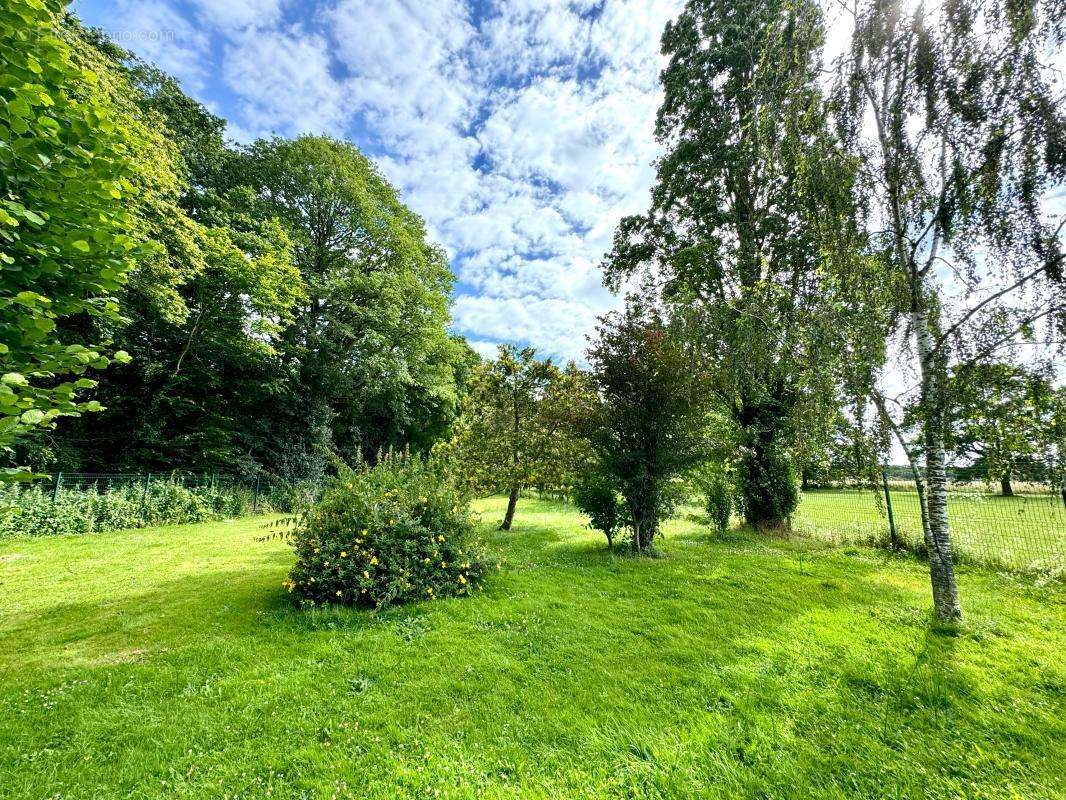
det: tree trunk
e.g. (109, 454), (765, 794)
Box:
(736, 393), (797, 531)
(914, 310), (962, 622)
(999, 472), (1014, 497)
(500, 485), (519, 530)
(741, 438), (794, 531)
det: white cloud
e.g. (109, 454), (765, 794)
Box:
(189, 0), (284, 31)
(108, 0), (210, 88)
(222, 27), (349, 136)
(76, 0), (684, 361)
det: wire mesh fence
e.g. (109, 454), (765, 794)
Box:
(6, 471), (1064, 573)
(792, 481), (1065, 574)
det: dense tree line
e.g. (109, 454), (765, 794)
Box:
(591, 0), (1064, 622)
(3, 7), (473, 481)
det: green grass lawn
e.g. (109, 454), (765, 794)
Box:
(1, 497), (1064, 799)
(793, 489), (1066, 572)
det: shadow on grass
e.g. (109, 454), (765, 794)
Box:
(11, 506), (1048, 800)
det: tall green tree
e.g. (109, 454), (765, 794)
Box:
(604, 0), (855, 529)
(0, 0), (157, 477)
(31, 22), (303, 474)
(836, 0), (1065, 620)
(229, 136), (465, 475)
(948, 362), (1058, 495)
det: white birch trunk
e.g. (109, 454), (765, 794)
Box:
(913, 309), (962, 621)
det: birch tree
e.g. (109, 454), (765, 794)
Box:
(834, 0), (1066, 620)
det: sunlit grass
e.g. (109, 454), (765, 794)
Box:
(793, 489), (1065, 572)
(0, 498), (1063, 799)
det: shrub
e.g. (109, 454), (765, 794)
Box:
(0, 478), (275, 537)
(690, 467), (733, 535)
(707, 475), (733, 533)
(573, 473), (625, 548)
(286, 455), (489, 608)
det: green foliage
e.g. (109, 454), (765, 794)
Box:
(603, 0), (858, 529)
(572, 472), (625, 548)
(0, 0), (150, 471)
(439, 346), (593, 527)
(948, 362), (1059, 493)
(287, 454), (489, 608)
(696, 469), (734, 532)
(17, 29), (464, 480)
(583, 297), (710, 551)
(0, 479), (268, 537)
(837, 0), (1066, 620)
(25, 24), (307, 476)
(230, 136), (465, 470)
(735, 445), (798, 530)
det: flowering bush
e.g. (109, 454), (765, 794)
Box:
(286, 455), (489, 608)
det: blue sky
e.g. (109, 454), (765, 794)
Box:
(70, 0), (682, 362)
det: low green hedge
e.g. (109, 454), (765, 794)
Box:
(0, 480), (274, 537)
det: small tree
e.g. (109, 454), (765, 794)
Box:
(583, 297), (710, 552)
(442, 345), (588, 530)
(573, 472), (625, 549)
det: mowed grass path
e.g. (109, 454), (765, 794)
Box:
(1, 498), (1064, 799)
(794, 489), (1066, 571)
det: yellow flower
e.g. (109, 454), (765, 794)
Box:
(340, 551), (347, 558)
(335, 590), (342, 597)
(370, 556), (379, 565)
(426, 587), (434, 595)
(458, 575), (467, 584)
(388, 519), (396, 526)
(441, 562), (447, 568)
(437, 535), (445, 542)
(363, 570), (370, 579)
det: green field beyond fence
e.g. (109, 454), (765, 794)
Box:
(3, 473), (1063, 574)
(793, 488), (1065, 573)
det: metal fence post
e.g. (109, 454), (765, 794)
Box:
(52, 472), (63, 502)
(882, 468), (899, 550)
(141, 473), (152, 519)
(252, 475), (261, 514)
